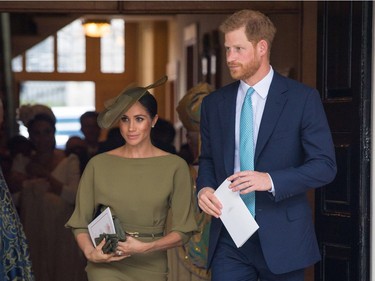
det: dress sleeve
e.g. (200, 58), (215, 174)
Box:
(168, 158), (198, 244)
(65, 159), (96, 237)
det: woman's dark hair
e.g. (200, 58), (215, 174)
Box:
(138, 92), (157, 118)
(7, 134), (33, 157)
(80, 110), (99, 123)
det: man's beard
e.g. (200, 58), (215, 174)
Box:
(228, 58), (261, 81)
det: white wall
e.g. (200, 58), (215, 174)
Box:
(171, 14), (231, 102)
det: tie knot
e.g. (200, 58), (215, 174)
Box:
(246, 87), (255, 97)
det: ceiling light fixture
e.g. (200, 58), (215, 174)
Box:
(82, 19), (111, 38)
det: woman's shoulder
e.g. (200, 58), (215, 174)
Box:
(84, 152), (127, 168)
(86, 152), (111, 164)
(11, 153), (31, 173)
(159, 153), (189, 168)
(64, 153), (80, 163)
(87, 149), (186, 165)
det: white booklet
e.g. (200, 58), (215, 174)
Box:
(214, 179), (259, 247)
(88, 207), (116, 246)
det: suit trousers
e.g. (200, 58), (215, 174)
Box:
(211, 227), (304, 281)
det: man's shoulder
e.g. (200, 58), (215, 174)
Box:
(216, 80), (240, 93)
(204, 80), (240, 101)
(273, 71), (315, 92)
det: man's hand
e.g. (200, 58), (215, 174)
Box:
(227, 171), (272, 194)
(198, 187), (222, 218)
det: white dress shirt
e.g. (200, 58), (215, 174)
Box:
(234, 67), (275, 194)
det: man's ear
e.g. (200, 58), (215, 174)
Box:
(257, 40), (268, 56)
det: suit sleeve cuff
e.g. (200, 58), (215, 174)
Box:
(267, 173), (275, 196)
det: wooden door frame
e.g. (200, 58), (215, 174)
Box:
(315, 1), (372, 280)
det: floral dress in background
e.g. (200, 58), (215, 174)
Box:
(0, 167), (34, 281)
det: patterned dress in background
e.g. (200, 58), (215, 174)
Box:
(0, 167), (34, 281)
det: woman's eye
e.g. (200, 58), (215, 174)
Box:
(120, 116), (129, 122)
(136, 117), (144, 122)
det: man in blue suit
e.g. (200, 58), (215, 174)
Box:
(197, 9), (337, 281)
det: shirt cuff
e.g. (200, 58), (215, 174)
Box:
(267, 173), (275, 196)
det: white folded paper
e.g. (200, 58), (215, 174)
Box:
(214, 179), (259, 247)
(88, 207), (116, 246)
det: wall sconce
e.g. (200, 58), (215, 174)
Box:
(82, 19), (111, 38)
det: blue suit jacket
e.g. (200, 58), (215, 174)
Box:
(196, 72), (337, 274)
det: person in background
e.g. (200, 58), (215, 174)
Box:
(197, 10), (337, 281)
(66, 76), (197, 281)
(1, 134), (33, 188)
(9, 104), (87, 281)
(7, 134), (33, 159)
(151, 117), (177, 154)
(177, 142), (195, 166)
(97, 126), (125, 153)
(9, 105), (80, 204)
(168, 82), (214, 281)
(65, 135), (89, 175)
(0, 98), (34, 281)
(80, 111), (101, 159)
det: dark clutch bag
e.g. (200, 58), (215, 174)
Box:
(93, 206), (126, 254)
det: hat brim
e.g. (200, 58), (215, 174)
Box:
(97, 76), (167, 128)
(176, 82), (213, 132)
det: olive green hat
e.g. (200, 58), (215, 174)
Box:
(97, 76), (168, 128)
(176, 82), (213, 132)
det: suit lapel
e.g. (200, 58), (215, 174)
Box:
(255, 73), (288, 164)
(218, 82), (239, 175)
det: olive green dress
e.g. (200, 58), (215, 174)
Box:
(66, 153), (197, 281)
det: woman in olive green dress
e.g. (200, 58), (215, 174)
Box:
(66, 76), (198, 281)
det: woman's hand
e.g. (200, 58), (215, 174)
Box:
(86, 239), (129, 263)
(115, 236), (150, 257)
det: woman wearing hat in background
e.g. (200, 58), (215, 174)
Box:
(66, 76), (198, 281)
(8, 104), (86, 281)
(167, 82), (213, 281)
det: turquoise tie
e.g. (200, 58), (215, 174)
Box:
(240, 87), (255, 216)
